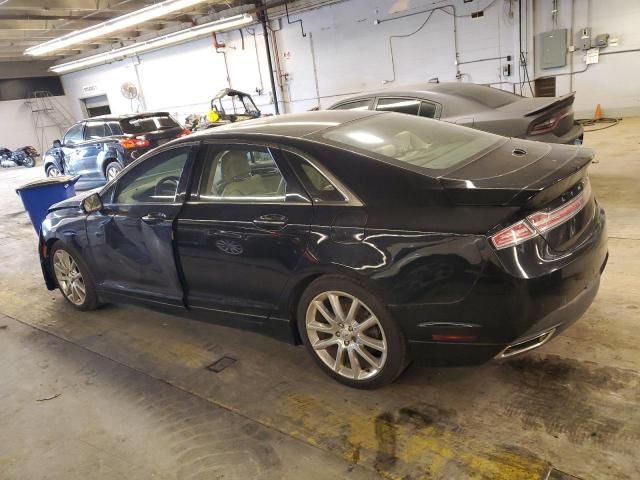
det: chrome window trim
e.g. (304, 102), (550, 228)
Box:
(108, 143), (198, 206)
(195, 144), (290, 206)
(101, 142), (199, 194)
(280, 146), (364, 207)
(373, 96), (442, 119)
(329, 98), (374, 111)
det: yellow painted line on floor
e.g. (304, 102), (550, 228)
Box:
(0, 290), (550, 479)
(282, 394), (549, 479)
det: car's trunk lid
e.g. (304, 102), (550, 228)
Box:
(497, 93), (577, 137)
(439, 138), (595, 252)
(142, 127), (184, 147)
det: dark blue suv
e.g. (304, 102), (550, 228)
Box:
(43, 112), (189, 190)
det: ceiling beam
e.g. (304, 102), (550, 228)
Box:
(0, 0), (149, 11)
(0, 14), (119, 22)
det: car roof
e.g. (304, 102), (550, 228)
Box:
(83, 112), (173, 122)
(330, 82), (525, 117)
(334, 82), (506, 98)
(188, 110), (383, 140)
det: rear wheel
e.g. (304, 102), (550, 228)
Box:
(105, 161), (122, 181)
(297, 276), (408, 389)
(50, 243), (100, 311)
(23, 156), (36, 168)
(46, 165), (61, 177)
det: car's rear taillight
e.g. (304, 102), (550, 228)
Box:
(527, 181), (591, 234)
(119, 137), (150, 149)
(490, 221), (537, 249)
(177, 129), (191, 138)
(528, 110), (571, 135)
(491, 181), (591, 250)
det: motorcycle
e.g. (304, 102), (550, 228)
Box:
(0, 146), (40, 168)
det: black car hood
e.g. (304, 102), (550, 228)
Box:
(439, 138), (593, 206)
(49, 188), (101, 211)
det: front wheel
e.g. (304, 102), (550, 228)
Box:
(297, 276), (408, 389)
(50, 243), (100, 311)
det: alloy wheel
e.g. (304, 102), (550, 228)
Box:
(106, 164), (121, 181)
(47, 167), (60, 177)
(52, 250), (86, 306)
(305, 291), (387, 381)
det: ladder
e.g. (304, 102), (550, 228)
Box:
(25, 91), (75, 154)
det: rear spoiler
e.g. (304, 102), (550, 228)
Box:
(524, 92), (576, 117)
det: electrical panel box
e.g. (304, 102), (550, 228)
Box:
(539, 29), (568, 69)
(594, 33), (610, 48)
(576, 28), (592, 50)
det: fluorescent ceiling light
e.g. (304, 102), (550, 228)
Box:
(25, 0), (210, 56)
(50, 14), (253, 74)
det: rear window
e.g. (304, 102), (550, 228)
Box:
(120, 115), (179, 134)
(321, 113), (501, 171)
(444, 84), (521, 108)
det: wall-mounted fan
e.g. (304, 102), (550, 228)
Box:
(121, 82), (138, 100)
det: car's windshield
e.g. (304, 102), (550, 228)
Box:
(321, 113), (502, 171)
(120, 115), (179, 134)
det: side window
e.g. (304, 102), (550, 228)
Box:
(331, 99), (372, 111)
(198, 146), (286, 201)
(114, 147), (190, 204)
(419, 101), (438, 118)
(63, 124), (84, 145)
(375, 98), (421, 115)
(85, 121), (106, 139)
(285, 151), (346, 203)
(106, 121), (123, 136)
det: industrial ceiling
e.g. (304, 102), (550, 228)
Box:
(0, 0), (253, 68)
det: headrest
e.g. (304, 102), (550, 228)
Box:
(220, 150), (251, 181)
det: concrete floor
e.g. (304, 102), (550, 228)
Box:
(0, 119), (638, 480)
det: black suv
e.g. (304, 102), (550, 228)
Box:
(43, 113), (189, 190)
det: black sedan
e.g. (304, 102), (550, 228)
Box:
(328, 82), (584, 145)
(38, 110), (607, 388)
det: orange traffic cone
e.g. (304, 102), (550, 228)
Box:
(594, 103), (603, 120)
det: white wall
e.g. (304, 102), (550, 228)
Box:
(61, 33), (276, 124)
(0, 95), (71, 153)
(533, 0), (640, 117)
(59, 0), (640, 122)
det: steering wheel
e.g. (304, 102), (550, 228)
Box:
(154, 175), (180, 198)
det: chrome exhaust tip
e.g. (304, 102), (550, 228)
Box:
(497, 328), (556, 359)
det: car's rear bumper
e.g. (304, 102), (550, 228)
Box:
(392, 208), (608, 366)
(405, 269), (603, 366)
(523, 122), (584, 145)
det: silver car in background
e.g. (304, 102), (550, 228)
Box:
(328, 82), (584, 145)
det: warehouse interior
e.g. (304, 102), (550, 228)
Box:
(0, 0), (638, 479)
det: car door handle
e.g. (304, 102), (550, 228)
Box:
(141, 212), (167, 224)
(253, 214), (288, 229)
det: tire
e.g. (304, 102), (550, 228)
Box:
(297, 275), (408, 389)
(23, 157), (36, 168)
(105, 161), (122, 181)
(50, 243), (100, 311)
(46, 164), (61, 177)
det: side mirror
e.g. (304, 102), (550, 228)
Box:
(53, 139), (62, 148)
(81, 193), (103, 214)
